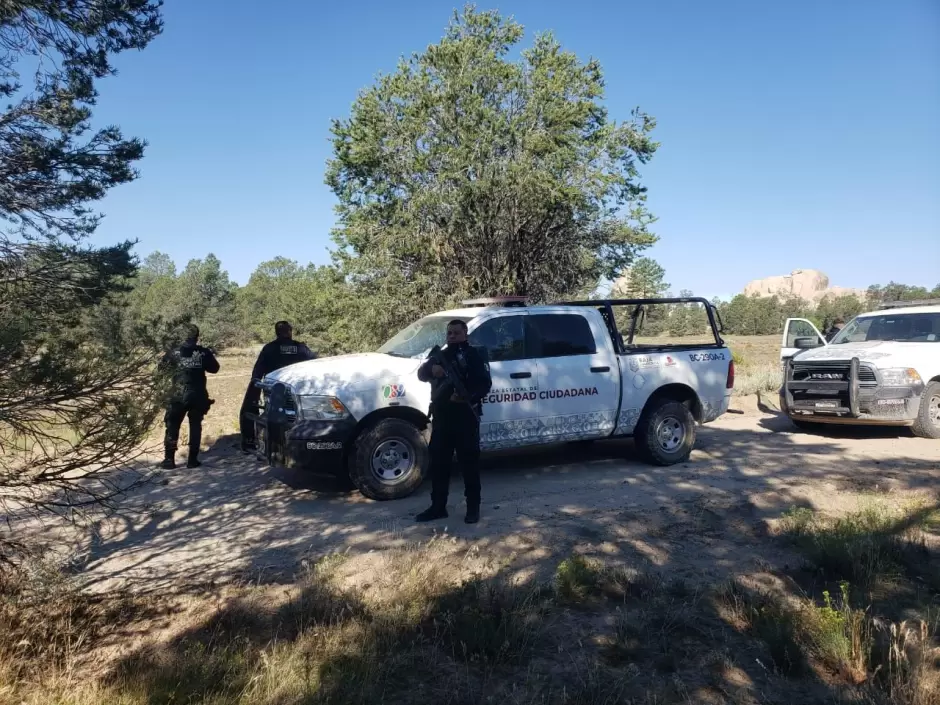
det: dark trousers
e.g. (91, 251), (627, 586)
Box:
(240, 384), (261, 445)
(164, 401), (206, 459)
(428, 406), (481, 508)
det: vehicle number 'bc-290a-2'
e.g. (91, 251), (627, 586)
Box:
(688, 352), (726, 362)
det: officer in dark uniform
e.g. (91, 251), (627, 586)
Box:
(415, 319), (492, 524)
(825, 317), (845, 342)
(161, 325), (220, 469)
(240, 320), (317, 451)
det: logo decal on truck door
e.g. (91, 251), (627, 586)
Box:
(628, 356), (661, 372)
(382, 384), (406, 399)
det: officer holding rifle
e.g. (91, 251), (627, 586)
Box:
(415, 319), (492, 524)
(160, 324), (220, 469)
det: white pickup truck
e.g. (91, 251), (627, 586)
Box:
(253, 296), (734, 500)
(779, 301), (940, 438)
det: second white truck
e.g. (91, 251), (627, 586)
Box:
(779, 301), (940, 438)
(252, 296), (735, 500)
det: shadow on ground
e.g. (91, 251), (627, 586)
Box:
(53, 400), (939, 600)
(103, 499), (940, 705)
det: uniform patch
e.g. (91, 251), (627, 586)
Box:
(178, 352), (204, 369)
(382, 384), (406, 399)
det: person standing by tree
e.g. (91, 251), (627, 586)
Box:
(415, 320), (492, 524)
(161, 325), (220, 469)
(240, 321), (316, 451)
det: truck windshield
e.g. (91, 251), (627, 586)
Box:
(377, 315), (473, 358)
(831, 312), (940, 344)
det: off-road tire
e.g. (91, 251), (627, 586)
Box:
(912, 381), (940, 439)
(634, 399), (696, 466)
(348, 418), (428, 500)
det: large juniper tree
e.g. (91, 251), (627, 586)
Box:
(0, 1), (165, 556)
(327, 5), (658, 348)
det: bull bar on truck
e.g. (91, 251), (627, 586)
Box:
(784, 356), (862, 417)
(783, 355), (924, 423)
(246, 379), (353, 475)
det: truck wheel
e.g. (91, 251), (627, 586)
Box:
(348, 418), (428, 500)
(635, 400), (696, 466)
(912, 382), (940, 439)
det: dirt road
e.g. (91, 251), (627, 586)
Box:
(60, 396), (938, 595)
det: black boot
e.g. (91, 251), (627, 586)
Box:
(160, 446), (177, 470)
(465, 504), (480, 524)
(415, 505), (448, 523)
(187, 448), (201, 469)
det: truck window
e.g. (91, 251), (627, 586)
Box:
(786, 319), (821, 348)
(377, 315), (471, 358)
(832, 312), (940, 344)
(470, 315), (527, 361)
(528, 314), (597, 358)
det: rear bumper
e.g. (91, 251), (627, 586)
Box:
(781, 357), (922, 425)
(249, 414), (356, 474)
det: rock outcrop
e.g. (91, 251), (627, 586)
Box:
(743, 269), (865, 305)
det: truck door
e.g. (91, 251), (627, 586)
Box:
(781, 318), (827, 360)
(468, 313), (541, 450)
(528, 311), (619, 442)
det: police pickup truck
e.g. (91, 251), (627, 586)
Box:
(253, 296), (734, 500)
(779, 300), (940, 438)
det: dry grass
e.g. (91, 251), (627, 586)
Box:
(778, 502), (939, 592)
(2, 521), (938, 705)
(724, 334), (782, 397)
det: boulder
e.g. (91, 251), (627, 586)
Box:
(743, 269), (829, 300)
(743, 269), (865, 306)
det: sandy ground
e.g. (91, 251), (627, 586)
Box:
(34, 393), (936, 597)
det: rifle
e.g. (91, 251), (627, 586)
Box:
(427, 345), (480, 422)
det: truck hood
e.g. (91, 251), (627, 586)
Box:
(794, 341), (925, 367)
(263, 352), (422, 396)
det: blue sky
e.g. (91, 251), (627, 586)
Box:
(92, 0), (939, 299)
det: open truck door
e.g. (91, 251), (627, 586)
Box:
(780, 318), (826, 361)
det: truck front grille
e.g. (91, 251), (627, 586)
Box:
(857, 366), (877, 385)
(787, 359), (878, 414)
(261, 383), (297, 418)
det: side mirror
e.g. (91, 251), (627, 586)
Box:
(794, 336), (823, 349)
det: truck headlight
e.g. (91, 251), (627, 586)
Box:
(296, 395), (350, 421)
(879, 368), (923, 386)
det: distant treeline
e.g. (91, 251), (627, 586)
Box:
(121, 251), (939, 351)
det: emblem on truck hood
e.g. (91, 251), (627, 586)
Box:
(263, 352), (421, 396)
